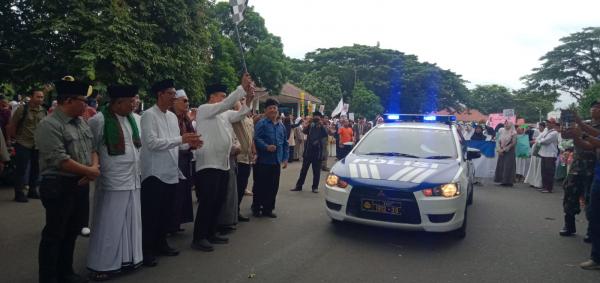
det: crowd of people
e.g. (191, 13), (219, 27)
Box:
(457, 108), (600, 270)
(0, 73), (388, 283)
(2, 77), (599, 283)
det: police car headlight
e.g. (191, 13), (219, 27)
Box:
(440, 183), (459, 197)
(326, 174), (348, 188)
(422, 183), (459, 198)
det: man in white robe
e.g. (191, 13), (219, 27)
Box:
(86, 85), (144, 279)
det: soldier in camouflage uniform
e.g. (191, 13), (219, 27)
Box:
(560, 106), (600, 242)
(559, 140), (595, 241)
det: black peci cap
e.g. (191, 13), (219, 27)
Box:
(54, 78), (91, 98)
(151, 79), (175, 95)
(205, 84), (228, 96)
(108, 85), (139, 98)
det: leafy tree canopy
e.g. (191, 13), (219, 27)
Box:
(298, 45), (470, 114)
(523, 27), (600, 101)
(578, 83), (600, 118)
(350, 81), (383, 119)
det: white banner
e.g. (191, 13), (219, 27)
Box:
(331, 98), (344, 117)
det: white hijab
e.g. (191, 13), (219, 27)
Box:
(499, 122), (516, 147)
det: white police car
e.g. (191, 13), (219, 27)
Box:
(325, 114), (481, 238)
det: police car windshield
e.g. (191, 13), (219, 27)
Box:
(354, 127), (457, 159)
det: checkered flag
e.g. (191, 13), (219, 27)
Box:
(230, 0), (248, 25)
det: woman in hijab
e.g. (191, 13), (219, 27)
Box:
(494, 122), (517, 186)
(515, 125), (531, 182)
(470, 125), (487, 141)
(525, 122), (547, 188)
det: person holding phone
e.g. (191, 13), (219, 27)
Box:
(563, 102), (600, 270)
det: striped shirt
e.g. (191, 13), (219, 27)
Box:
(232, 116), (254, 164)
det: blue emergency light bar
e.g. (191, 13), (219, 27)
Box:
(383, 114), (456, 123)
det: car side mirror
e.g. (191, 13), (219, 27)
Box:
(466, 148), (481, 160)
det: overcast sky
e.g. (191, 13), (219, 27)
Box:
(245, 0), (600, 107)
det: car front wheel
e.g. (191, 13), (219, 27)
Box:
(452, 206), (467, 239)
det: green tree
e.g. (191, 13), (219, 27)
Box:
(467, 84), (514, 114)
(300, 45), (470, 113)
(350, 81), (383, 119)
(213, 2), (289, 94)
(298, 72), (342, 115)
(512, 89), (557, 122)
(2, 0), (214, 104)
(578, 83), (600, 118)
(523, 27), (600, 101)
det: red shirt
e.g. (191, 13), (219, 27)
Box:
(338, 127), (353, 144)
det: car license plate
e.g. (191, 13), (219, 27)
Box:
(361, 199), (402, 215)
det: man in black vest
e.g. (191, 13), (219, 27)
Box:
(292, 111), (329, 193)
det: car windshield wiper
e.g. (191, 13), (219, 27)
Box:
(364, 152), (419, 158)
(423, 155), (454, 159)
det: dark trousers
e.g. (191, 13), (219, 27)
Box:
(541, 157), (556, 192)
(590, 181), (600, 262)
(38, 176), (88, 283)
(193, 169), (229, 241)
(563, 173), (592, 235)
(77, 185), (89, 228)
(288, 146), (295, 163)
(237, 163), (252, 209)
(14, 143), (39, 195)
(252, 164), (281, 213)
(295, 158), (322, 190)
(141, 177), (176, 256)
(335, 138), (341, 159)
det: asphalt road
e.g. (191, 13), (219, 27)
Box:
(1, 158), (599, 283)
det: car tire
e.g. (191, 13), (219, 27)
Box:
(467, 185), (473, 206)
(453, 206), (467, 239)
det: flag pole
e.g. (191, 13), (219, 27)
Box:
(234, 23), (248, 73)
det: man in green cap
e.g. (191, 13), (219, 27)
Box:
(35, 77), (99, 283)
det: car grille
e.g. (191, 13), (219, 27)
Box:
(346, 186), (421, 224)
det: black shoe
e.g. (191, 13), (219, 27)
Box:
(142, 255), (158, 267)
(312, 189), (319, 193)
(559, 227), (575, 236)
(238, 214), (250, 222)
(27, 191), (40, 199)
(218, 226), (236, 235)
(14, 193), (28, 203)
(158, 246), (179, 256)
(191, 239), (214, 252)
(584, 234), (592, 243)
(263, 212), (277, 218)
(321, 167), (330, 172)
(61, 273), (89, 283)
(208, 235), (229, 244)
(290, 187), (302, 191)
